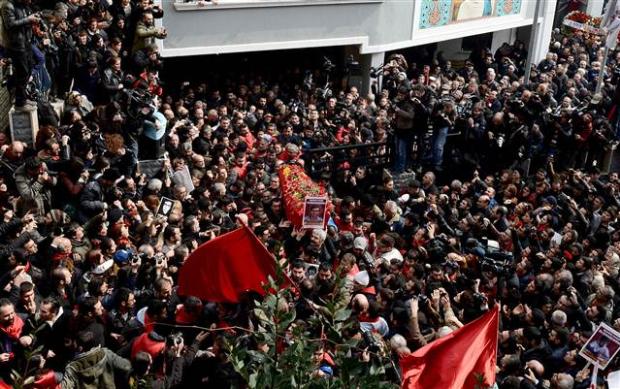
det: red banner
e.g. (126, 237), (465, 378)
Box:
(177, 226), (277, 303)
(400, 306), (499, 389)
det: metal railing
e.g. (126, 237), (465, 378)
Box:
(303, 139), (393, 179)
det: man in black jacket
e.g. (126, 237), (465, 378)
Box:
(0, 0), (40, 108)
(77, 168), (120, 223)
(393, 85), (415, 173)
(25, 297), (71, 370)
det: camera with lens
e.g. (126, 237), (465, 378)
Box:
(369, 66), (382, 78)
(129, 251), (145, 265)
(479, 253), (512, 276)
(126, 89), (155, 119)
(322, 57), (335, 73)
(557, 192), (571, 203)
(289, 98), (303, 114)
(361, 329), (381, 353)
(472, 292), (487, 306)
(166, 332), (184, 348)
(154, 252), (166, 266)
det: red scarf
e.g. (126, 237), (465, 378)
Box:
(0, 315), (24, 340)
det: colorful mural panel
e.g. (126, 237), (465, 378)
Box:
(419, 0), (522, 29)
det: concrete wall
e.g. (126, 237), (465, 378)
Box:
(158, 0), (540, 57)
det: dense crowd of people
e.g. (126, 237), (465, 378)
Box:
(0, 0), (618, 386)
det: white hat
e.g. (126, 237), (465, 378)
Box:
(381, 249), (404, 263)
(354, 270), (369, 287)
(92, 259), (114, 275)
(353, 237), (368, 250)
(437, 326), (453, 338)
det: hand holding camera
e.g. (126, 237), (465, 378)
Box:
(28, 13), (41, 24)
(167, 333), (185, 358)
(38, 170), (51, 185)
(154, 253), (167, 269)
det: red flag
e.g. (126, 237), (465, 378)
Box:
(400, 306), (499, 389)
(177, 225), (277, 303)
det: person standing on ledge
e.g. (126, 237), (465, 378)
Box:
(0, 0), (40, 108)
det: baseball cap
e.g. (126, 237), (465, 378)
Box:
(353, 237), (368, 250)
(113, 249), (131, 264)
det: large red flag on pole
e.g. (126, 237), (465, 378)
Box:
(177, 225), (277, 303)
(400, 305), (499, 389)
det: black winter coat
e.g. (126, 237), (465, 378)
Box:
(0, 0), (33, 51)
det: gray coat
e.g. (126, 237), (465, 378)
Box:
(61, 347), (131, 389)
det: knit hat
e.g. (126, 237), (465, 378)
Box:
(92, 259), (114, 275)
(108, 208), (123, 225)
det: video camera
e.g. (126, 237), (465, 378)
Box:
(126, 89), (156, 120)
(361, 329), (381, 353)
(479, 252), (513, 276)
(322, 56), (335, 73)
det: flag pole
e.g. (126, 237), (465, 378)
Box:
(590, 363), (599, 389)
(524, 0), (542, 83)
(595, 46), (609, 95)
(598, 0), (619, 94)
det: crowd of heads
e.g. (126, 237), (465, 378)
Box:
(0, 0), (618, 386)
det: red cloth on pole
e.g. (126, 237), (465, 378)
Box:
(177, 225), (277, 303)
(400, 306), (499, 389)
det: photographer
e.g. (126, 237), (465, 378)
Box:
(392, 85), (415, 173)
(102, 56), (125, 103)
(132, 11), (166, 54)
(32, 17), (56, 97)
(157, 331), (209, 388)
(14, 157), (56, 216)
(76, 168), (121, 223)
(430, 98), (456, 171)
(0, 0), (41, 108)
(410, 84), (431, 165)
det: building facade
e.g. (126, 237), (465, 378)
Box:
(158, 0), (561, 90)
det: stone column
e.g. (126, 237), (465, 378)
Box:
(360, 51), (385, 97)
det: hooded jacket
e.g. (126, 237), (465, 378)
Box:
(61, 346), (131, 389)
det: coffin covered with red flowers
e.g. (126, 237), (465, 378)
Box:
(562, 11), (603, 36)
(278, 164), (328, 229)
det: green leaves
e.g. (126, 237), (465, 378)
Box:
(333, 308), (351, 323)
(227, 262), (399, 389)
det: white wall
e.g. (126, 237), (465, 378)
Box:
(158, 0), (544, 58)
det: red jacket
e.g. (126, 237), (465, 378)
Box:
(131, 332), (165, 360)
